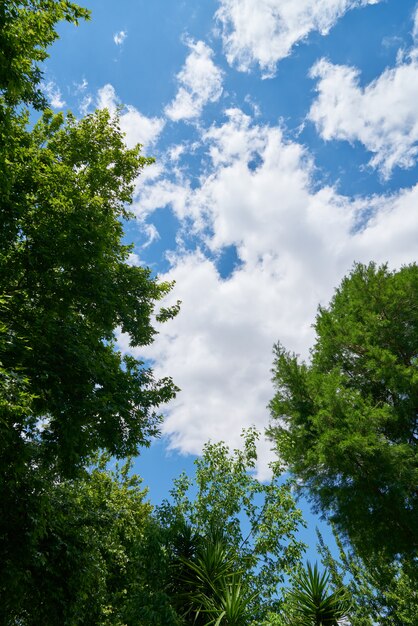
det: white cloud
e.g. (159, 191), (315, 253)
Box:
(79, 94), (93, 116)
(124, 109), (418, 478)
(127, 252), (141, 266)
(74, 78), (88, 92)
(309, 51), (418, 177)
(97, 84), (165, 149)
(216, 0), (381, 76)
(113, 30), (127, 45)
(142, 223), (160, 248)
(165, 40), (223, 121)
(43, 80), (66, 108)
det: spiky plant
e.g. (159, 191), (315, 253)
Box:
(179, 527), (257, 625)
(286, 562), (351, 625)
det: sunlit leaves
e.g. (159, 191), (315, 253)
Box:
(268, 263), (418, 564)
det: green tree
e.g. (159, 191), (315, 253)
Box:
(5, 457), (181, 626)
(316, 528), (417, 626)
(0, 0), (90, 109)
(1, 108), (179, 474)
(157, 429), (307, 624)
(268, 263), (418, 566)
(0, 1), (89, 206)
(0, 108), (179, 623)
(0, 2), (179, 616)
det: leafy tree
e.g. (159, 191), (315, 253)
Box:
(157, 429), (307, 624)
(0, 0), (90, 109)
(0, 1), (89, 202)
(0, 2), (180, 617)
(268, 263), (418, 565)
(0, 107), (179, 623)
(1, 108), (179, 474)
(4, 457), (181, 626)
(316, 528), (418, 626)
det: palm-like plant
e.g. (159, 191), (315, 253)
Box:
(286, 562), (351, 626)
(194, 574), (257, 626)
(179, 526), (257, 625)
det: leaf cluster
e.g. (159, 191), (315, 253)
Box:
(0, 0), (90, 109)
(1, 108), (179, 473)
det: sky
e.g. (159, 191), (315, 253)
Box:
(44, 0), (418, 533)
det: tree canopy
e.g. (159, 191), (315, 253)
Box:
(0, 2), (179, 618)
(156, 429), (307, 624)
(316, 527), (417, 626)
(268, 262), (418, 566)
(1, 108), (179, 474)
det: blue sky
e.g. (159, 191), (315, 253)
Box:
(44, 0), (418, 549)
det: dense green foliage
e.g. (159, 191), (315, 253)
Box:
(1, 431), (309, 625)
(268, 263), (418, 565)
(283, 561), (351, 626)
(0, 97), (179, 626)
(317, 528), (417, 626)
(157, 429), (307, 624)
(2, 457), (182, 625)
(0, 2), (180, 620)
(1, 108), (179, 473)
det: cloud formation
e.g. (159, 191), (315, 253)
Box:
(309, 50), (418, 178)
(125, 108), (418, 478)
(216, 0), (380, 76)
(43, 80), (66, 108)
(165, 40), (223, 121)
(113, 30), (127, 45)
(97, 84), (165, 148)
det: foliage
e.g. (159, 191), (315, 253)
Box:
(178, 525), (257, 625)
(157, 429), (307, 624)
(268, 263), (418, 565)
(316, 528), (418, 626)
(1, 108), (179, 474)
(0, 0), (90, 109)
(0, 108), (179, 612)
(0, 2), (180, 620)
(283, 561), (351, 626)
(2, 457), (181, 625)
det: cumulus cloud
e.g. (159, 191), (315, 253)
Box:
(165, 40), (223, 121)
(123, 108), (418, 478)
(97, 84), (165, 148)
(309, 51), (418, 177)
(216, 0), (381, 76)
(113, 30), (127, 45)
(43, 80), (66, 108)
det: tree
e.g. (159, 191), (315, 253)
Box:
(316, 528), (418, 626)
(0, 106), (179, 625)
(0, 2), (179, 615)
(268, 263), (418, 566)
(156, 429), (307, 624)
(0, 0), (90, 109)
(1, 108), (179, 474)
(5, 457), (181, 626)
